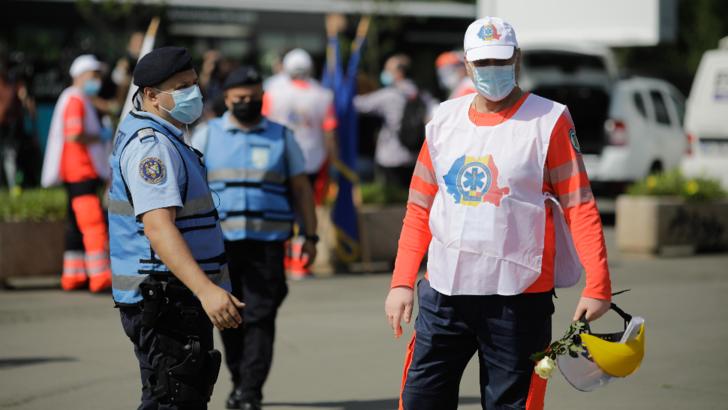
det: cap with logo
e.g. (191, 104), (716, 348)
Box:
(69, 54), (103, 78)
(282, 48), (313, 77)
(463, 16), (518, 62)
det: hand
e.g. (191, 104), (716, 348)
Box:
(197, 283), (245, 330)
(385, 286), (414, 338)
(573, 296), (611, 322)
(356, 15), (371, 39)
(302, 239), (317, 268)
(326, 13), (347, 37)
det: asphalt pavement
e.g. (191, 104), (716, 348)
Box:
(1, 227), (727, 410)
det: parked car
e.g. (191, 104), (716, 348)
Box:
(681, 38), (728, 189)
(519, 45), (687, 193)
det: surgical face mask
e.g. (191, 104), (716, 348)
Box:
(231, 99), (263, 124)
(156, 84), (204, 124)
(438, 67), (461, 92)
(470, 64), (516, 102)
(83, 78), (102, 96)
(380, 70), (394, 87)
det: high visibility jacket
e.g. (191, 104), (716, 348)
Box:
(426, 93), (582, 296)
(203, 117), (294, 242)
(108, 112), (229, 304)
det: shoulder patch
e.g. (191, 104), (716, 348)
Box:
(139, 157), (166, 184)
(569, 128), (581, 154)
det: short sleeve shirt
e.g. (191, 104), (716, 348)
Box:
(120, 130), (187, 217)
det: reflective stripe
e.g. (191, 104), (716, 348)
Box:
(549, 157), (586, 184)
(177, 196), (215, 218)
(207, 168), (286, 184)
(85, 251), (109, 261)
(63, 267), (86, 276)
(108, 195), (213, 218)
(220, 218), (292, 234)
(558, 186), (595, 208)
(63, 250), (86, 260)
(408, 189), (435, 209)
(413, 161), (436, 185)
(112, 265), (229, 291)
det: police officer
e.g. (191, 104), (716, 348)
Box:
(108, 46), (244, 410)
(191, 66), (317, 410)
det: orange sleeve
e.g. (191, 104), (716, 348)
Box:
(391, 141), (437, 289)
(63, 96), (85, 138)
(323, 103), (337, 132)
(261, 92), (271, 117)
(545, 111), (612, 300)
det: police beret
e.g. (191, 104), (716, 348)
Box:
(133, 46), (193, 87)
(223, 66), (262, 90)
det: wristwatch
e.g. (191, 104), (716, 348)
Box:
(304, 234), (320, 244)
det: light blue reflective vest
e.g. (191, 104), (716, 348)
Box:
(108, 111), (230, 305)
(202, 117), (294, 242)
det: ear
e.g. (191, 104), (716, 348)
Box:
(143, 87), (158, 108)
(514, 49), (522, 82)
(464, 61), (473, 78)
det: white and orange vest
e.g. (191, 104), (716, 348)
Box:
(426, 93), (582, 296)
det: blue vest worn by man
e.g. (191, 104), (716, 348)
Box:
(108, 111), (230, 305)
(202, 116), (294, 242)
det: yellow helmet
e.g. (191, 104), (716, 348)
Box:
(557, 304), (645, 392)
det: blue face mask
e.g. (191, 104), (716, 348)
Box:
(380, 70), (394, 87)
(83, 78), (102, 96)
(471, 64), (516, 102)
(157, 84), (204, 124)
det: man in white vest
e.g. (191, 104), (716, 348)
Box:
(385, 17), (613, 410)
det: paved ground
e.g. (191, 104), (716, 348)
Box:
(1, 227), (727, 409)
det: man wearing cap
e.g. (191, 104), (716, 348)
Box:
(109, 46), (244, 409)
(435, 50), (475, 100)
(41, 54), (112, 292)
(385, 17), (613, 409)
(262, 48), (337, 205)
(192, 66), (317, 410)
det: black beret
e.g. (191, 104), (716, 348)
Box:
(223, 66), (262, 90)
(133, 46), (193, 87)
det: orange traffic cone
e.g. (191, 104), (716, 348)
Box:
(285, 237), (311, 280)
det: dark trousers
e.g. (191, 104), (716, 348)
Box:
(119, 292), (215, 410)
(376, 164), (414, 189)
(221, 240), (288, 402)
(401, 280), (553, 410)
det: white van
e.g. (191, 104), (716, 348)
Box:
(681, 39), (728, 189)
(583, 77), (687, 187)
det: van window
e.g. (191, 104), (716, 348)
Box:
(633, 92), (647, 118)
(523, 51), (607, 74)
(650, 90), (671, 125)
(669, 92), (685, 126)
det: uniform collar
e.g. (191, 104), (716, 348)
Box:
(131, 110), (184, 139)
(222, 111), (268, 133)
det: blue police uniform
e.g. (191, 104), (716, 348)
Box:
(192, 112), (305, 406)
(110, 109), (230, 409)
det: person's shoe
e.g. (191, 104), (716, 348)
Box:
(226, 388), (244, 409)
(241, 399), (262, 410)
(60, 273), (88, 291)
(88, 272), (112, 293)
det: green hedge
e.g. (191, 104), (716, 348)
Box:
(0, 188), (67, 222)
(627, 170), (726, 202)
(360, 182), (409, 205)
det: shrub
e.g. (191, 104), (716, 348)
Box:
(360, 182), (409, 205)
(627, 170), (726, 202)
(0, 188), (67, 222)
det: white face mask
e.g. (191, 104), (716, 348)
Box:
(470, 63), (516, 102)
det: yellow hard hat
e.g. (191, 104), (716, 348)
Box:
(557, 304), (645, 391)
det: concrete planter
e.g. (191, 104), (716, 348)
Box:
(0, 221), (65, 282)
(616, 195), (728, 255)
(357, 204), (406, 271)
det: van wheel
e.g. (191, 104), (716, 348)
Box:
(649, 161), (663, 175)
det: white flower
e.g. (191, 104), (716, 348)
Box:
(534, 356), (556, 379)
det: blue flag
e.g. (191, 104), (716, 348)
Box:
(323, 33), (366, 263)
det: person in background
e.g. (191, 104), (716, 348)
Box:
(41, 54), (112, 292)
(0, 61), (22, 189)
(353, 54), (436, 189)
(192, 66), (317, 410)
(435, 50), (475, 99)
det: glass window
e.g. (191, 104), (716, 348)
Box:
(650, 90), (671, 125)
(669, 92), (686, 126)
(633, 92), (647, 118)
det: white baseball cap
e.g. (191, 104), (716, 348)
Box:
(282, 48), (313, 77)
(463, 17), (518, 62)
(69, 54), (103, 78)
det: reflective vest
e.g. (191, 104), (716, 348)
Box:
(426, 93), (582, 296)
(202, 117), (294, 242)
(108, 111), (230, 304)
